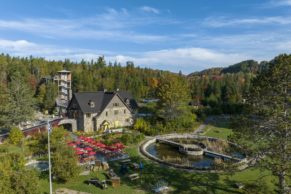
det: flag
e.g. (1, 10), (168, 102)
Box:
(47, 121), (52, 133)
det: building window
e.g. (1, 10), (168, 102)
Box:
(106, 111), (108, 116)
(86, 113), (91, 118)
(114, 110), (119, 115)
(113, 103), (119, 107)
(124, 109), (126, 114)
(88, 100), (95, 108)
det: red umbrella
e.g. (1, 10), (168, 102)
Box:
(106, 146), (116, 151)
(76, 151), (84, 155)
(113, 143), (125, 149)
(98, 143), (106, 148)
(88, 151), (96, 156)
(84, 147), (93, 151)
(75, 147), (82, 151)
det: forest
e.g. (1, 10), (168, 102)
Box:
(0, 54), (268, 117)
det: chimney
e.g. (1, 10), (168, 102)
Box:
(116, 88), (119, 92)
(103, 88), (107, 92)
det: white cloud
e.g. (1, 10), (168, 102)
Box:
(107, 48), (250, 71)
(268, 0), (291, 6)
(0, 39), (37, 51)
(0, 7), (175, 43)
(140, 6), (160, 14)
(204, 16), (291, 27)
(0, 39), (251, 72)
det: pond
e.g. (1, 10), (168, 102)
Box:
(143, 136), (246, 170)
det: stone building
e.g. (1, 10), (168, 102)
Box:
(67, 90), (137, 133)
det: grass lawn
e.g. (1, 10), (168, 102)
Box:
(37, 124), (281, 194)
(38, 142), (278, 194)
(39, 172), (145, 194)
(203, 125), (233, 140)
(202, 118), (233, 140)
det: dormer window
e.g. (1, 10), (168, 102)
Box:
(88, 100), (95, 108)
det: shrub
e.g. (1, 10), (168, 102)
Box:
(8, 127), (24, 145)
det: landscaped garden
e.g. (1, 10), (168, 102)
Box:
(28, 122), (279, 194)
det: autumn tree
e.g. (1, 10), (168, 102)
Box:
(156, 74), (190, 121)
(232, 54), (291, 194)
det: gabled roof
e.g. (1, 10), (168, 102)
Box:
(68, 91), (137, 113)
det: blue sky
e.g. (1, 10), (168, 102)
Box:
(0, 0), (291, 73)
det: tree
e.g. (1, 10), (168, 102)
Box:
(156, 74), (190, 121)
(8, 127), (24, 145)
(49, 126), (79, 182)
(43, 81), (58, 113)
(10, 169), (40, 194)
(232, 55), (291, 194)
(4, 73), (35, 127)
(0, 153), (40, 194)
(0, 82), (9, 130)
(52, 144), (80, 182)
(133, 118), (152, 134)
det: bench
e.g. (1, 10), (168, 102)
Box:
(120, 159), (131, 164)
(128, 173), (139, 181)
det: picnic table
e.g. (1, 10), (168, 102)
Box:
(86, 178), (108, 189)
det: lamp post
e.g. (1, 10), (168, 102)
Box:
(47, 121), (53, 194)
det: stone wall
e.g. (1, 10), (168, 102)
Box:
(83, 95), (133, 132)
(95, 95), (133, 131)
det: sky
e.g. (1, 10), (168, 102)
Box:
(0, 0), (291, 73)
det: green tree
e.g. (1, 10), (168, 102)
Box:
(5, 73), (35, 127)
(52, 144), (80, 182)
(156, 74), (190, 121)
(0, 82), (9, 130)
(10, 169), (40, 194)
(43, 81), (58, 113)
(232, 55), (291, 194)
(8, 127), (24, 145)
(0, 153), (40, 194)
(133, 118), (155, 135)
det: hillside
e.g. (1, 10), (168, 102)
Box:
(188, 59), (266, 77)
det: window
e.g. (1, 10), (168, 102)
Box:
(114, 110), (119, 115)
(106, 111), (108, 116)
(113, 103), (119, 107)
(124, 109), (126, 114)
(88, 100), (95, 108)
(86, 113), (91, 118)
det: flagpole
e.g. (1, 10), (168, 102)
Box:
(47, 121), (53, 194)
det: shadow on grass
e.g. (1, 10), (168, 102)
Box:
(109, 155), (242, 194)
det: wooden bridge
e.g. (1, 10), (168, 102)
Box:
(156, 137), (241, 162)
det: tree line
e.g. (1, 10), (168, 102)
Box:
(0, 53), (264, 129)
